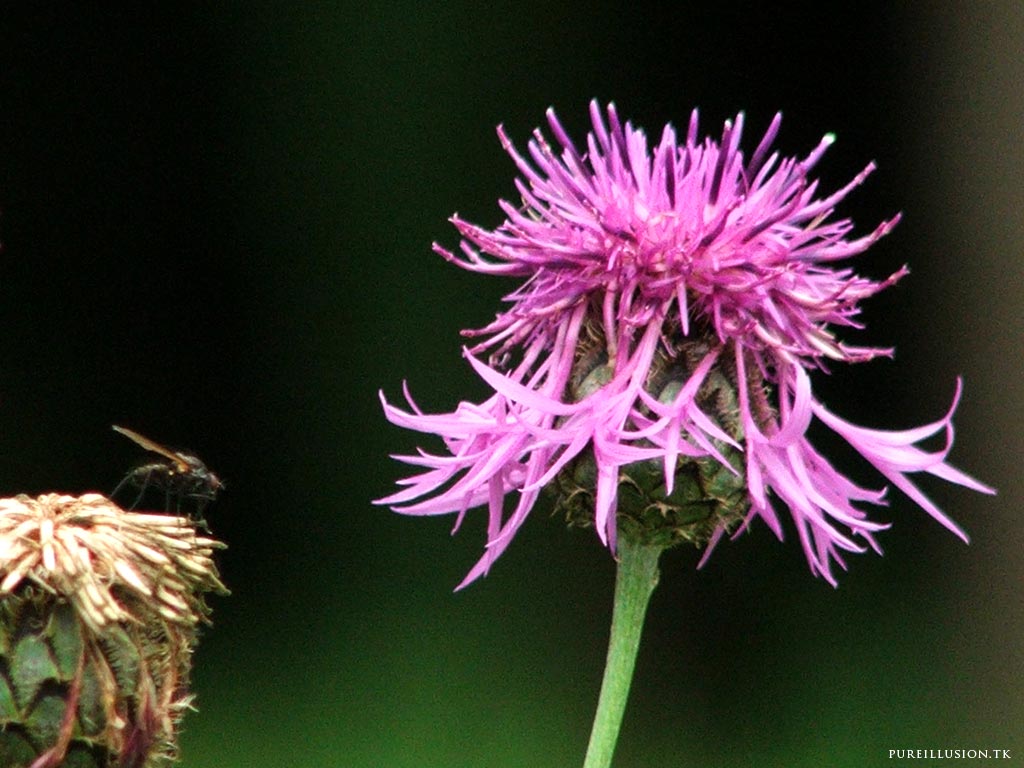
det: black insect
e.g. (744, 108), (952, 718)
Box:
(111, 425), (223, 520)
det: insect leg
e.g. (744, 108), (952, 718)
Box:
(110, 473), (132, 502)
(130, 467), (155, 511)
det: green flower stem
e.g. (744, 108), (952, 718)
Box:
(583, 537), (665, 768)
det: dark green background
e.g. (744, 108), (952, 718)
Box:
(0, 4), (1019, 766)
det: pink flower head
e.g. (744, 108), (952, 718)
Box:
(378, 101), (993, 588)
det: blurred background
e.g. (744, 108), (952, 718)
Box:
(0, 4), (1019, 766)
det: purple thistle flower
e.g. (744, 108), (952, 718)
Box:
(378, 101), (994, 588)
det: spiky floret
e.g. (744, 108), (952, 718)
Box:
(379, 102), (993, 588)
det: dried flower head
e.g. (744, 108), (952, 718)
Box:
(0, 493), (227, 768)
(378, 101), (993, 588)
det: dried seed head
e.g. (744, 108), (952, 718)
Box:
(0, 493), (228, 767)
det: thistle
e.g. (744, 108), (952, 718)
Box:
(377, 102), (994, 767)
(379, 101), (993, 585)
(0, 493), (227, 768)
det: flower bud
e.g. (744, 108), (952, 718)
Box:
(555, 325), (749, 550)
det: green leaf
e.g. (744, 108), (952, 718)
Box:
(24, 689), (67, 751)
(0, 729), (37, 767)
(47, 603), (84, 681)
(0, 673), (22, 721)
(76, 663), (108, 738)
(97, 626), (140, 694)
(11, 634), (59, 711)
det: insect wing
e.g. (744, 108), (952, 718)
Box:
(112, 425), (191, 472)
